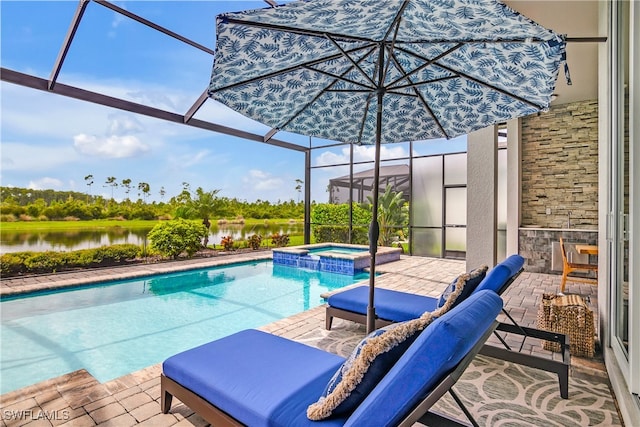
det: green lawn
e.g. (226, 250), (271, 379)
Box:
(0, 218), (303, 232)
(0, 219), (158, 231)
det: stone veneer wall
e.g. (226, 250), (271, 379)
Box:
(519, 229), (598, 273)
(520, 100), (599, 229)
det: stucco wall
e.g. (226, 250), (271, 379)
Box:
(520, 100), (599, 229)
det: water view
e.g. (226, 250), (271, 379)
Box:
(0, 223), (304, 254)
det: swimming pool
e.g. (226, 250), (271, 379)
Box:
(308, 246), (368, 255)
(0, 260), (368, 394)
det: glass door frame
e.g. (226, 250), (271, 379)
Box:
(608, 0), (639, 401)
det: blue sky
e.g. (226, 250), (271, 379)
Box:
(1, 1), (466, 203)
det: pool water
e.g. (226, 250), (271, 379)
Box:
(0, 260), (368, 394)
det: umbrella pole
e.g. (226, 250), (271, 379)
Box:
(367, 89), (384, 334)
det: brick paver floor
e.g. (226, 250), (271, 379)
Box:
(0, 253), (610, 426)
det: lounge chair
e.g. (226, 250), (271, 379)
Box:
(325, 254), (571, 399)
(325, 254), (525, 330)
(161, 290), (502, 427)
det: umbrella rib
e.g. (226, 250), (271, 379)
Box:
(220, 17), (552, 45)
(386, 43), (464, 90)
(380, 3), (407, 83)
(303, 67), (373, 90)
(211, 44), (375, 93)
(277, 46), (378, 131)
(391, 75), (456, 91)
(388, 50), (449, 138)
(394, 45), (545, 109)
(435, 61), (545, 109)
(383, 0), (410, 41)
(326, 89), (373, 93)
(221, 16), (377, 44)
(325, 35), (377, 89)
(327, 88), (418, 97)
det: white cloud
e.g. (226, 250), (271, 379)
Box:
(28, 177), (64, 190)
(73, 134), (150, 158)
(181, 150), (211, 167)
(126, 90), (179, 112)
(315, 144), (409, 166)
(165, 149), (213, 174)
(243, 169), (283, 191)
(108, 6), (126, 38)
(193, 99), (273, 135)
(73, 112), (152, 158)
(106, 113), (144, 136)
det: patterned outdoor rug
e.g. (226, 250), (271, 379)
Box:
(295, 323), (621, 427)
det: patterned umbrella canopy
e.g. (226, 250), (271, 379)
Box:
(208, 0), (567, 332)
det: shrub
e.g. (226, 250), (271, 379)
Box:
(0, 252), (31, 275)
(312, 225), (368, 244)
(270, 233), (290, 247)
(220, 235), (234, 251)
(311, 203), (371, 244)
(92, 244), (140, 263)
(248, 234), (262, 250)
(63, 249), (96, 267)
(24, 252), (65, 273)
(0, 214), (17, 222)
(0, 244), (142, 276)
(148, 219), (207, 259)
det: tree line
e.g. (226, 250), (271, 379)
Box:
(0, 183), (304, 222)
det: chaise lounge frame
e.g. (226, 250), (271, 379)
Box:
(161, 321), (499, 427)
(325, 263), (571, 399)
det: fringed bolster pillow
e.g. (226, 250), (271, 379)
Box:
(307, 265), (487, 420)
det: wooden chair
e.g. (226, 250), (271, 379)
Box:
(559, 237), (598, 293)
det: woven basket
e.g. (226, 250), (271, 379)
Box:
(537, 293), (595, 357)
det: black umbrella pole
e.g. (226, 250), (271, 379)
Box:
(366, 83), (385, 334)
(367, 217), (379, 333)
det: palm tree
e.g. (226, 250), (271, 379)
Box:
(84, 174), (94, 202)
(121, 178), (132, 200)
(189, 187), (221, 247)
(105, 177), (118, 199)
(294, 178), (303, 202)
(137, 182), (150, 202)
(367, 184), (408, 246)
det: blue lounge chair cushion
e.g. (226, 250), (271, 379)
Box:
(163, 329), (348, 427)
(475, 254), (525, 295)
(327, 265), (489, 323)
(345, 290), (503, 427)
(436, 264), (488, 308)
(162, 291), (502, 426)
(328, 286), (438, 322)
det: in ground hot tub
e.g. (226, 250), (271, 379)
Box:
(272, 243), (401, 275)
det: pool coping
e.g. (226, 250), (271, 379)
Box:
(0, 251), (274, 298)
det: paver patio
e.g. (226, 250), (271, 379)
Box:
(0, 253), (619, 426)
